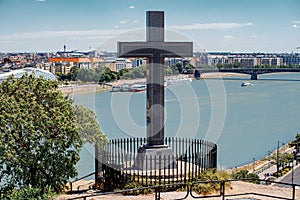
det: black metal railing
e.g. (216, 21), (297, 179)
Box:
(95, 137), (217, 190)
(189, 178), (300, 200)
(69, 172), (95, 193)
(67, 178), (300, 200)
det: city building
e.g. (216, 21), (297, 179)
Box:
(131, 58), (147, 68)
(281, 53), (300, 66)
(48, 57), (104, 74)
(196, 52), (285, 68)
(115, 58), (132, 72)
(1, 51), (300, 77)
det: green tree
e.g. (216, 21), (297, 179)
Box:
(0, 74), (81, 195)
(0, 74), (107, 197)
(271, 152), (294, 168)
(132, 65), (147, 78)
(164, 67), (172, 75)
(73, 105), (108, 149)
(76, 68), (99, 83)
(69, 66), (79, 81)
(170, 65), (180, 74)
(231, 170), (259, 184)
(185, 63), (195, 69)
(99, 67), (119, 83)
(118, 68), (130, 79)
(175, 63), (183, 73)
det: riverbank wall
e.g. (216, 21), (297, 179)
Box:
(58, 84), (110, 95)
(58, 74), (193, 95)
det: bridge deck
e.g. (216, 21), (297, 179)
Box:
(195, 68), (300, 80)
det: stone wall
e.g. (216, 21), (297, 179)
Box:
(58, 84), (110, 95)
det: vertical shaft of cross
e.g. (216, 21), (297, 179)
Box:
(146, 11), (165, 146)
(117, 11), (193, 150)
(147, 11), (164, 42)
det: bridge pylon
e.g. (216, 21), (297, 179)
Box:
(251, 74), (258, 80)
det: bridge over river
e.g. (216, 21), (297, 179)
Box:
(195, 68), (300, 80)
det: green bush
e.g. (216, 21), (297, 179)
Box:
(193, 183), (214, 195)
(3, 186), (55, 200)
(121, 181), (153, 195)
(114, 169), (232, 196)
(231, 170), (260, 184)
(273, 166), (292, 177)
(192, 169), (231, 195)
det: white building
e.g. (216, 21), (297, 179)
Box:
(115, 58), (132, 72)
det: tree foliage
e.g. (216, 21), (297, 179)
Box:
(58, 63), (191, 84)
(76, 67), (99, 83)
(0, 74), (107, 197)
(193, 169), (231, 195)
(5, 186), (55, 200)
(98, 67), (119, 82)
(216, 62), (242, 69)
(69, 66), (79, 81)
(270, 152), (294, 168)
(73, 105), (108, 149)
(122, 65), (147, 79)
(231, 170), (260, 184)
(0, 74), (82, 194)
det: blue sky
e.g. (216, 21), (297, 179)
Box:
(0, 0), (299, 53)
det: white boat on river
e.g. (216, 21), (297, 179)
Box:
(241, 82), (252, 87)
(165, 78), (192, 86)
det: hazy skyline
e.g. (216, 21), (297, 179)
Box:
(0, 0), (299, 53)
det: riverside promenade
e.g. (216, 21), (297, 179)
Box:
(234, 143), (298, 183)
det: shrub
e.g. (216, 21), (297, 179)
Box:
(192, 169), (231, 195)
(4, 186), (55, 200)
(121, 181), (153, 195)
(231, 170), (260, 184)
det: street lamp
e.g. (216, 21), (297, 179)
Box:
(253, 158), (256, 173)
(268, 151), (271, 167)
(276, 141), (285, 178)
(296, 132), (299, 165)
(292, 132), (299, 184)
(292, 155), (294, 185)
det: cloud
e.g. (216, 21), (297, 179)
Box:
(251, 33), (257, 38)
(170, 22), (253, 30)
(290, 21), (300, 28)
(129, 5), (135, 9)
(0, 29), (123, 41)
(291, 21), (300, 24)
(133, 19), (138, 23)
(120, 20), (127, 24)
(35, 0), (46, 2)
(223, 35), (234, 40)
(114, 25), (119, 29)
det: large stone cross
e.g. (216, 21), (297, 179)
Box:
(118, 11), (193, 147)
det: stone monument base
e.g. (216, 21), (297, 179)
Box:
(134, 145), (177, 170)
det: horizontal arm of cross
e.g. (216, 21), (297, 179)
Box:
(118, 42), (193, 58)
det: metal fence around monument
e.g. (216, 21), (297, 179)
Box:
(95, 137), (217, 191)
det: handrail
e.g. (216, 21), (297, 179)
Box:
(190, 178), (300, 200)
(67, 178), (300, 200)
(69, 172), (95, 192)
(68, 182), (188, 200)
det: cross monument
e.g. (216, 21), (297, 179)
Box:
(118, 11), (193, 169)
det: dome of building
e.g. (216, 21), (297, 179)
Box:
(0, 67), (56, 81)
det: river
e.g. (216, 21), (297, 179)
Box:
(72, 73), (300, 178)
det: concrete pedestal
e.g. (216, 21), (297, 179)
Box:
(134, 145), (177, 170)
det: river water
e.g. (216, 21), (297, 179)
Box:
(72, 73), (300, 178)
